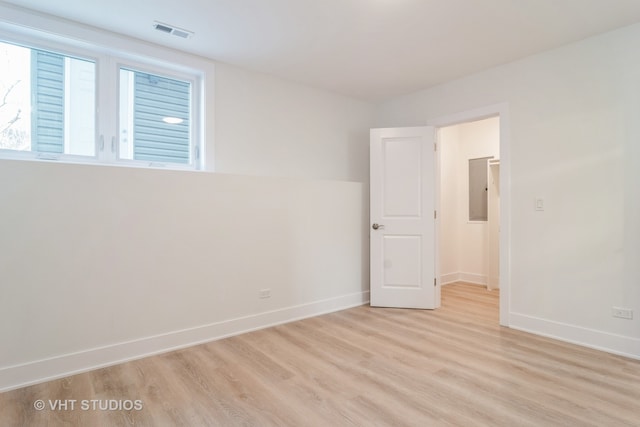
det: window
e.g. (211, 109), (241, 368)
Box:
(468, 157), (492, 221)
(119, 68), (191, 164)
(0, 41), (95, 156)
(0, 36), (200, 169)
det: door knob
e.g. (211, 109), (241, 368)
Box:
(372, 223), (384, 230)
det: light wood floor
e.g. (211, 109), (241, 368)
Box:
(2, 282), (639, 426)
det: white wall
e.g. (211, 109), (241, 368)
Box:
(438, 125), (460, 284)
(0, 5), (374, 391)
(377, 24), (640, 359)
(0, 162), (368, 390)
(214, 62), (372, 182)
(439, 118), (499, 285)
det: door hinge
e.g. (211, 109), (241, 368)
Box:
(434, 142), (437, 151)
(434, 278), (437, 287)
(434, 210), (437, 219)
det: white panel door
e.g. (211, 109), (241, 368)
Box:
(370, 127), (438, 309)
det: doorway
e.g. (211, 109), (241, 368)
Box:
(429, 104), (509, 326)
(438, 116), (499, 286)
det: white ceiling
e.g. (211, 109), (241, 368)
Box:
(4, 0), (640, 101)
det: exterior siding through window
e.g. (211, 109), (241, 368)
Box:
(132, 71), (190, 164)
(31, 50), (64, 154)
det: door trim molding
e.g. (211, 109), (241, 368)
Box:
(428, 103), (511, 326)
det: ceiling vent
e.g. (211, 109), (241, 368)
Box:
(153, 21), (193, 39)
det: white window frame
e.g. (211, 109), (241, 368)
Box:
(113, 58), (201, 169)
(0, 27), (203, 171)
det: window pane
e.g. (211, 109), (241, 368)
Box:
(0, 42), (31, 151)
(119, 68), (191, 164)
(0, 41), (95, 156)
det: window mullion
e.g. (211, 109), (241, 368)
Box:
(96, 54), (117, 163)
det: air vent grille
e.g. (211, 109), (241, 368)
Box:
(154, 23), (173, 33)
(172, 29), (190, 39)
(153, 21), (194, 39)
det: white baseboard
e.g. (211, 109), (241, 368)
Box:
(459, 272), (487, 285)
(0, 291), (370, 392)
(440, 272), (460, 285)
(509, 312), (640, 360)
(440, 272), (487, 286)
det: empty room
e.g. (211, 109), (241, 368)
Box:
(0, 0), (639, 425)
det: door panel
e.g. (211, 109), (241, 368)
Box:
(383, 235), (422, 288)
(370, 127), (437, 309)
(383, 138), (422, 217)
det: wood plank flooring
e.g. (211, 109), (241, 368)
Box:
(2, 282), (639, 426)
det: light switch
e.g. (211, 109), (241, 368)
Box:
(535, 198), (544, 211)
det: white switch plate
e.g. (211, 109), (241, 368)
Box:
(535, 198), (544, 211)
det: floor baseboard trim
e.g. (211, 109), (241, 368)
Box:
(459, 272), (487, 285)
(440, 273), (460, 285)
(0, 290), (370, 392)
(509, 312), (640, 360)
(440, 272), (487, 286)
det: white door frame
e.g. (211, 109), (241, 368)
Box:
(428, 103), (510, 326)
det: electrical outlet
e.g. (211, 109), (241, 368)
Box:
(259, 289), (271, 299)
(611, 307), (633, 320)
